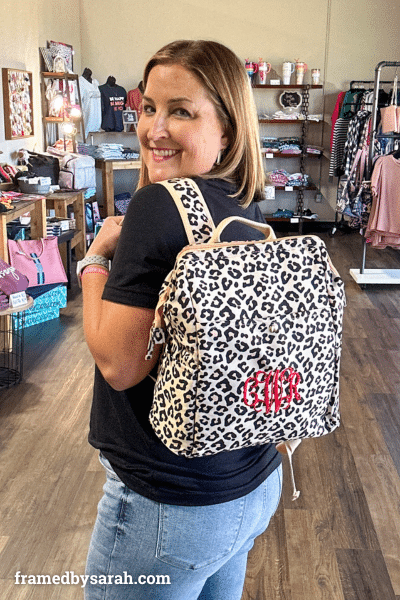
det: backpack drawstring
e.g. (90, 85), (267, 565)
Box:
(276, 439), (302, 501)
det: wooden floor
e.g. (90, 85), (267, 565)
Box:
(0, 230), (399, 600)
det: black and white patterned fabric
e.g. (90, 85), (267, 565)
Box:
(146, 179), (346, 458)
(342, 110), (371, 176)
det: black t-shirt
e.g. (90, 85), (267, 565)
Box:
(99, 83), (127, 132)
(88, 178), (281, 506)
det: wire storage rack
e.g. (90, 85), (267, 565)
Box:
(0, 297), (33, 388)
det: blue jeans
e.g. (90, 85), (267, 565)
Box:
(84, 454), (282, 600)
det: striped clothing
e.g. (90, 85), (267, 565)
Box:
(342, 111), (371, 176)
(329, 118), (349, 178)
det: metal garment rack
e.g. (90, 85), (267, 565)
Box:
(349, 61), (400, 286)
(331, 80), (375, 236)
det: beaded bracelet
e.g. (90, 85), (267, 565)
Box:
(81, 266), (110, 279)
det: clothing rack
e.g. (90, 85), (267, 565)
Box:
(330, 81), (374, 236)
(349, 61), (400, 286)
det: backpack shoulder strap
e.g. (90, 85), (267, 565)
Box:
(158, 178), (215, 245)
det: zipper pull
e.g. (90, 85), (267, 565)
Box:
(146, 326), (165, 360)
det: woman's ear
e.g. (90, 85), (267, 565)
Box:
(220, 133), (229, 150)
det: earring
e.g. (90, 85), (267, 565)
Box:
(215, 150), (223, 165)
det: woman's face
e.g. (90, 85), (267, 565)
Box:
(137, 64), (228, 183)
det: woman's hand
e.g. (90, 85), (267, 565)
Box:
(86, 216), (124, 260)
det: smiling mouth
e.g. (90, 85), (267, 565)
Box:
(151, 148), (180, 161)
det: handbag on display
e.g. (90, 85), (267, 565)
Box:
(59, 154), (96, 190)
(8, 237), (68, 288)
(0, 258), (29, 309)
(145, 178), (346, 499)
(380, 75), (400, 134)
(26, 151), (60, 185)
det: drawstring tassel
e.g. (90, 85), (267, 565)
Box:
(276, 439), (302, 501)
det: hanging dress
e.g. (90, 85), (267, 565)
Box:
(366, 154), (400, 248)
(78, 76), (102, 138)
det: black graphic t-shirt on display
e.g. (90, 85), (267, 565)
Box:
(99, 83), (127, 132)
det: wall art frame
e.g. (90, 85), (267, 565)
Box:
(2, 68), (34, 140)
(122, 109), (138, 132)
(40, 47), (54, 72)
(48, 41), (74, 73)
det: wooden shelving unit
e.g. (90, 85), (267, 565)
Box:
(40, 72), (86, 149)
(252, 84), (323, 90)
(255, 82), (324, 220)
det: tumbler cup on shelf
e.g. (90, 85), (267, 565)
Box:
(245, 60), (259, 84)
(257, 60), (271, 85)
(311, 69), (321, 85)
(282, 61), (295, 85)
(295, 61), (308, 85)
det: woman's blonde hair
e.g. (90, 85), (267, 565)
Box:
(138, 40), (265, 207)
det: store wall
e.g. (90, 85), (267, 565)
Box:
(79, 0), (400, 217)
(0, 0), (81, 166)
(1, 0), (400, 217)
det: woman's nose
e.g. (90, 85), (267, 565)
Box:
(148, 113), (169, 140)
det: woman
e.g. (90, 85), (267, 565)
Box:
(82, 40), (282, 600)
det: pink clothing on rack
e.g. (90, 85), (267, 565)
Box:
(366, 155), (400, 248)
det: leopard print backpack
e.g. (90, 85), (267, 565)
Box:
(146, 178), (345, 497)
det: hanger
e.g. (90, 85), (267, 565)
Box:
(392, 145), (400, 159)
(389, 137), (400, 159)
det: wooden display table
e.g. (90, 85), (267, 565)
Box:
(0, 198), (46, 262)
(95, 159), (141, 217)
(45, 191), (86, 262)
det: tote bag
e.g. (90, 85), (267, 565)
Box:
(8, 237), (68, 288)
(0, 258), (29, 296)
(27, 151), (60, 185)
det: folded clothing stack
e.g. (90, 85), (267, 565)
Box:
(307, 114), (323, 121)
(287, 173), (310, 186)
(270, 110), (303, 120)
(261, 137), (280, 152)
(77, 143), (139, 161)
(47, 223), (62, 237)
(266, 170), (310, 187)
(272, 208), (294, 218)
(77, 143), (98, 158)
(306, 145), (323, 155)
(122, 149), (140, 159)
(265, 169), (290, 185)
(96, 143), (125, 159)
(278, 137), (302, 154)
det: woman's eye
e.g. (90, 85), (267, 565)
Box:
(174, 107), (191, 117)
(143, 104), (155, 114)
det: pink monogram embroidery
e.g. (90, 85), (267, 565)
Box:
(243, 368), (301, 414)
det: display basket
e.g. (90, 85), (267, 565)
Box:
(0, 297), (33, 388)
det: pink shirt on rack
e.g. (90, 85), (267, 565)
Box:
(366, 155), (400, 248)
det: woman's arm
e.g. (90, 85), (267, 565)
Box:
(81, 217), (160, 391)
